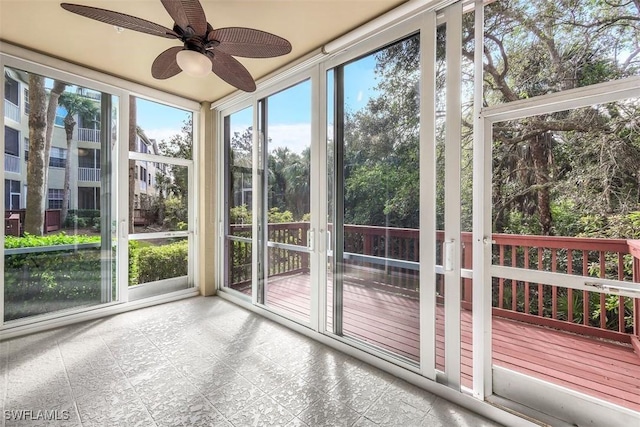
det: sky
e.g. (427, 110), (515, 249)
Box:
(228, 55), (379, 155)
(133, 54), (380, 156)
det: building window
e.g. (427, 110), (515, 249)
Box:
(23, 88), (29, 115)
(48, 189), (64, 210)
(78, 148), (99, 168)
(24, 137), (29, 160)
(5, 179), (21, 210)
(4, 76), (19, 105)
(140, 166), (147, 182)
(55, 106), (67, 127)
(49, 147), (67, 168)
(4, 126), (19, 156)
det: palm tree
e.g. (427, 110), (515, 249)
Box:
(57, 92), (99, 224)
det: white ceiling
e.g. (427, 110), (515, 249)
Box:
(0, 0), (408, 103)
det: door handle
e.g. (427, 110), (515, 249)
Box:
(443, 240), (455, 271)
(307, 229), (315, 251)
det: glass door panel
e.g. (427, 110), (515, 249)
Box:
(127, 97), (193, 301)
(260, 80), (312, 324)
(223, 107), (254, 296)
(489, 100), (640, 416)
(3, 67), (118, 322)
(332, 34), (422, 362)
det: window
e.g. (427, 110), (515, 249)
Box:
(4, 126), (19, 156)
(55, 105), (66, 127)
(47, 189), (64, 209)
(49, 147), (67, 168)
(78, 148), (99, 168)
(24, 137), (29, 160)
(140, 166), (147, 182)
(4, 179), (21, 210)
(23, 88), (29, 114)
(4, 75), (18, 105)
(77, 112), (100, 130)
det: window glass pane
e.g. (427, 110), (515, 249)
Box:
(335, 34), (421, 361)
(3, 66), (118, 322)
(133, 98), (192, 159)
(128, 237), (188, 285)
(131, 163), (189, 234)
(4, 126), (19, 156)
(224, 106), (253, 294)
(484, 1), (640, 106)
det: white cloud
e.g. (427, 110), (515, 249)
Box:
(267, 123), (311, 154)
(357, 90), (363, 102)
(143, 127), (182, 143)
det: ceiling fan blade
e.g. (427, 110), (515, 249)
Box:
(207, 51), (256, 92)
(151, 46), (183, 79)
(209, 27), (292, 58)
(61, 3), (177, 39)
(161, 0), (207, 35)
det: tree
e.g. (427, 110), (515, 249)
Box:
(57, 92), (99, 224)
(43, 81), (67, 194)
(24, 75), (48, 235)
(479, 0), (640, 234)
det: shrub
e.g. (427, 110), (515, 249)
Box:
(4, 233), (103, 321)
(136, 239), (188, 284)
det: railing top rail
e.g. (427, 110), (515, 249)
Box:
(493, 233), (630, 252)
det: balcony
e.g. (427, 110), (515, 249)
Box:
(4, 99), (19, 122)
(4, 154), (20, 174)
(77, 127), (100, 143)
(78, 167), (100, 182)
(227, 222), (640, 412)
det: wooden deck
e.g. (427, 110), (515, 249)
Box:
(259, 273), (640, 412)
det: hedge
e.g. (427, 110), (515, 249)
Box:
(4, 234), (188, 320)
(4, 233), (103, 321)
(134, 239), (188, 284)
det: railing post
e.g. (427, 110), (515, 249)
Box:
(626, 240), (640, 337)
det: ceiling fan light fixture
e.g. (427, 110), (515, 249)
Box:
(176, 49), (210, 77)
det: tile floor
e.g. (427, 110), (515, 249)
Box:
(0, 296), (503, 426)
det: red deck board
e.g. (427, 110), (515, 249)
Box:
(250, 273), (640, 412)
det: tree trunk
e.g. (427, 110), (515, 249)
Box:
(43, 81), (67, 194)
(129, 96), (136, 232)
(24, 75), (47, 236)
(61, 115), (76, 225)
(531, 133), (552, 235)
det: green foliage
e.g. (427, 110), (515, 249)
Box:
(128, 240), (140, 286)
(135, 240), (188, 284)
(4, 232), (99, 249)
(267, 207), (293, 223)
(230, 205), (251, 225)
(4, 233), (103, 321)
(163, 195), (188, 230)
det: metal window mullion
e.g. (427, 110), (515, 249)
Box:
(314, 63), (328, 334)
(118, 95), (130, 303)
(419, 10), (438, 381)
(100, 93), (112, 304)
(333, 65), (345, 337)
(443, 2), (463, 390)
(472, 0), (492, 401)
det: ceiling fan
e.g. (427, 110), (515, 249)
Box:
(60, 0), (293, 92)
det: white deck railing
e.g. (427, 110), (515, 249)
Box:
(78, 167), (100, 182)
(4, 99), (20, 122)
